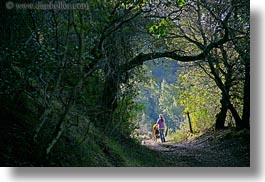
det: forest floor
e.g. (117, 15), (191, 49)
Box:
(142, 129), (250, 167)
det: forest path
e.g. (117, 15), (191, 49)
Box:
(142, 130), (250, 167)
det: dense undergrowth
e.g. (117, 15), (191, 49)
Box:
(0, 95), (168, 167)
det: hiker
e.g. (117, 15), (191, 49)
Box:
(156, 114), (166, 142)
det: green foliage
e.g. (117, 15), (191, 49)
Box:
(176, 0), (186, 7)
(171, 129), (189, 143)
(148, 19), (169, 38)
(112, 95), (142, 137)
(172, 62), (221, 139)
(170, 122), (203, 143)
(158, 80), (183, 129)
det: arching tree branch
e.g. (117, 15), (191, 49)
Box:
(121, 26), (229, 72)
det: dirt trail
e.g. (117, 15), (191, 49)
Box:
(142, 130), (250, 167)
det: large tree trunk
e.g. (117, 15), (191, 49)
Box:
(228, 103), (242, 129)
(96, 74), (119, 131)
(207, 56), (243, 129)
(102, 75), (118, 111)
(242, 59), (250, 128)
(215, 94), (228, 129)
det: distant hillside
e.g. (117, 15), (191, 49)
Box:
(144, 58), (179, 84)
(136, 58), (183, 132)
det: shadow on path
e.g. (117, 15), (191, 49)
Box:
(142, 129), (250, 167)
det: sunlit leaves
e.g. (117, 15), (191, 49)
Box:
(176, 0), (186, 7)
(175, 63), (221, 133)
(148, 19), (169, 38)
